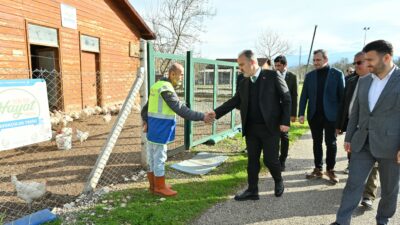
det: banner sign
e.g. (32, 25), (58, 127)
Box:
(0, 79), (52, 151)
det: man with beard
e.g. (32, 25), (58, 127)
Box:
(335, 51), (379, 209)
(332, 40), (400, 225)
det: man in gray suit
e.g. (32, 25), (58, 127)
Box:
(332, 40), (400, 225)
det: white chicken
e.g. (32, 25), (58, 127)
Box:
(108, 105), (118, 115)
(50, 116), (60, 127)
(76, 129), (89, 144)
(55, 133), (72, 150)
(69, 111), (80, 120)
(61, 127), (73, 136)
(94, 106), (102, 115)
(103, 113), (112, 123)
(53, 110), (63, 119)
(61, 115), (74, 127)
(116, 104), (123, 111)
(101, 106), (109, 115)
(81, 107), (94, 118)
(11, 175), (47, 209)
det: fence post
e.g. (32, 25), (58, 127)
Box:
(140, 40), (148, 167)
(212, 64), (217, 135)
(184, 51), (194, 150)
(83, 72), (144, 194)
(231, 66), (237, 129)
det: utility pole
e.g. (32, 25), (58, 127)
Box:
(305, 25), (318, 74)
(363, 27), (370, 46)
(299, 45), (302, 67)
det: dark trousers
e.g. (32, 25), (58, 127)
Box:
(279, 131), (289, 163)
(308, 114), (337, 170)
(245, 124), (282, 192)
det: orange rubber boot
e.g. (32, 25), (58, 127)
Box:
(154, 176), (177, 197)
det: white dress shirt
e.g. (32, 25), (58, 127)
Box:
(368, 66), (395, 111)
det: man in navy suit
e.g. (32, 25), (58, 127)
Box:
(298, 49), (345, 183)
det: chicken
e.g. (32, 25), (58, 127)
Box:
(50, 116), (60, 127)
(103, 113), (112, 123)
(108, 105), (118, 115)
(53, 110), (63, 119)
(61, 127), (73, 136)
(61, 115), (73, 127)
(76, 129), (89, 144)
(81, 107), (94, 118)
(11, 175), (47, 209)
(101, 107), (109, 115)
(55, 133), (72, 150)
(94, 106), (102, 115)
(116, 104), (123, 111)
(69, 111), (80, 120)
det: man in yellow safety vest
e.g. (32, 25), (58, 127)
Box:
(141, 63), (214, 197)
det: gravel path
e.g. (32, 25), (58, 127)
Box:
(192, 132), (400, 225)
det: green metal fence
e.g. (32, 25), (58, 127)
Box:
(147, 43), (241, 153)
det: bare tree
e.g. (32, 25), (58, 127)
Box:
(255, 29), (291, 61)
(332, 57), (351, 74)
(394, 56), (400, 67)
(145, 0), (215, 75)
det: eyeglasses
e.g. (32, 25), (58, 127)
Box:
(352, 61), (364, 66)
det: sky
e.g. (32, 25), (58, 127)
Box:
(129, 0), (400, 67)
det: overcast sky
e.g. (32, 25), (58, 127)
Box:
(130, 0), (400, 67)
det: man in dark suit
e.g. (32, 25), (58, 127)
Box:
(331, 40), (400, 225)
(274, 55), (298, 171)
(298, 49), (345, 184)
(212, 50), (291, 201)
(335, 51), (379, 209)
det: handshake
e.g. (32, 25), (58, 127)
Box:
(203, 111), (216, 124)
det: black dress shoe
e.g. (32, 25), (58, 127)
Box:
(330, 223), (341, 225)
(274, 180), (284, 197)
(234, 190), (259, 201)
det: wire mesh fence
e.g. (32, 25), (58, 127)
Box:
(0, 68), (144, 223)
(0, 47), (241, 222)
(191, 59), (241, 146)
(152, 57), (187, 153)
(192, 63), (214, 141)
(191, 63), (240, 142)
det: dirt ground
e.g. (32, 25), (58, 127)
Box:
(0, 101), (239, 222)
(0, 111), (145, 222)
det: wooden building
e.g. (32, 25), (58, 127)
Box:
(0, 0), (155, 111)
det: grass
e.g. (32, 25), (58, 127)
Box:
(47, 122), (309, 225)
(0, 212), (5, 225)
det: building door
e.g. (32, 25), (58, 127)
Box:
(81, 51), (100, 107)
(30, 45), (61, 110)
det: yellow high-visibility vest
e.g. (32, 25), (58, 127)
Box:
(147, 80), (177, 144)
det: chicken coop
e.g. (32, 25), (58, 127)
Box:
(0, 0), (155, 112)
